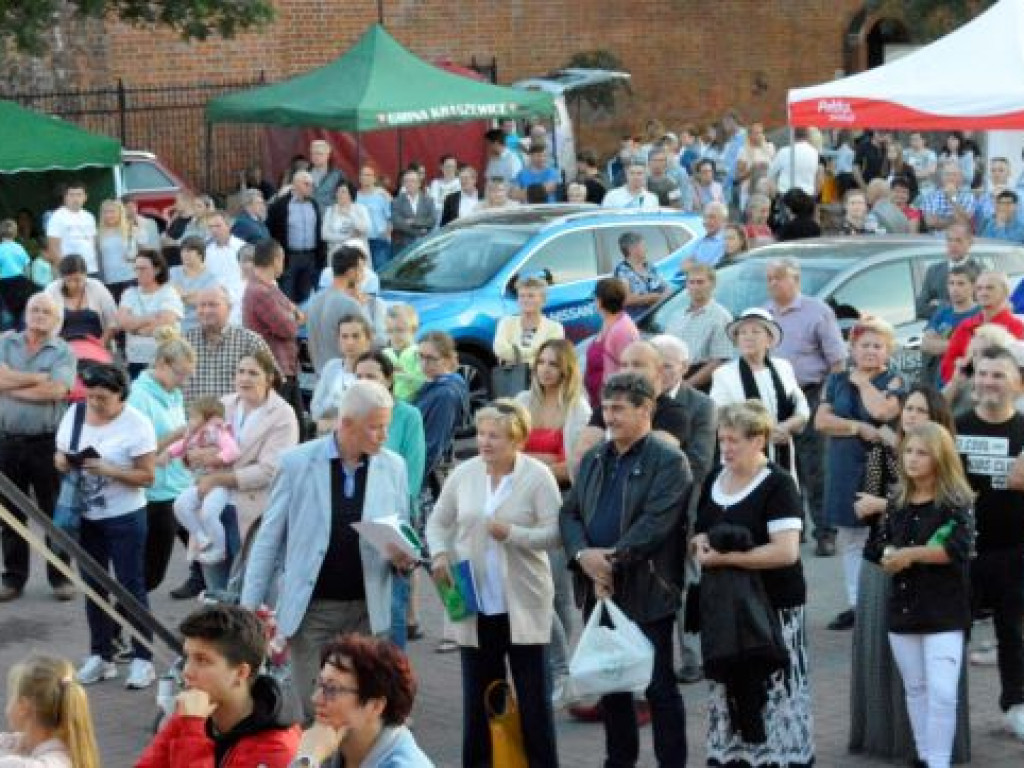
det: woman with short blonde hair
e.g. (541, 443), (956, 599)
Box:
(426, 397), (561, 767)
(493, 277), (565, 366)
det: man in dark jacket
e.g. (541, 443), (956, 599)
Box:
(136, 604), (300, 767)
(440, 165), (480, 227)
(560, 371), (691, 768)
(266, 170), (324, 304)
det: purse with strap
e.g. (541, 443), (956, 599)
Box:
(491, 344), (531, 399)
(485, 679), (528, 768)
(53, 402), (87, 541)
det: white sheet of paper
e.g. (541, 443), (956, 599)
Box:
(351, 516), (419, 560)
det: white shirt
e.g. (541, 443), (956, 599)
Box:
(120, 284), (184, 364)
(205, 236), (246, 324)
(56, 404), (157, 520)
(46, 207), (98, 273)
(479, 474), (513, 615)
(768, 141), (820, 195)
(601, 186), (660, 210)
(458, 191), (480, 219)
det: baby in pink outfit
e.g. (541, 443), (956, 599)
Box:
(166, 396), (240, 565)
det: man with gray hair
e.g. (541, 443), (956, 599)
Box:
(650, 334), (715, 682)
(242, 379), (413, 721)
(685, 202), (728, 268)
(0, 293), (76, 602)
(309, 139), (345, 210)
(230, 188), (270, 244)
(267, 169), (324, 304)
(767, 256), (846, 556)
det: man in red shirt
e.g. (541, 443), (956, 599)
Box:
(243, 238), (305, 428)
(941, 270), (1024, 382)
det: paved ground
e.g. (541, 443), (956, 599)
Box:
(1, 528), (1022, 767)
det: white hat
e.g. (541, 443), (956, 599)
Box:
(726, 307), (784, 348)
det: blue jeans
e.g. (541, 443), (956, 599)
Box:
(199, 505), (241, 593)
(390, 573), (410, 649)
(368, 238), (392, 272)
(460, 613), (558, 768)
(79, 508), (152, 661)
(596, 613), (686, 768)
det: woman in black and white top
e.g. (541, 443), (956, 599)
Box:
(692, 399), (813, 767)
(710, 307), (808, 475)
(873, 422), (975, 768)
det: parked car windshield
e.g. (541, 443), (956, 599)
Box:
(380, 226), (535, 292)
(641, 255), (854, 333)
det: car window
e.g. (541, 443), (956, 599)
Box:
(517, 229), (597, 285)
(663, 224), (694, 252)
(594, 225), (671, 274)
(380, 227), (533, 292)
(987, 249), (1024, 276)
(829, 259), (916, 327)
(123, 161), (176, 192)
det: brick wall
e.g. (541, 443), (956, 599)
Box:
(2, 1), (868, 189)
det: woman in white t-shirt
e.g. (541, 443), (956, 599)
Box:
(117, 250), (183, 379)
(54, 363), (158, 691)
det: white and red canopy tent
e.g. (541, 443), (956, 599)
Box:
(788, 0), (1024, 130)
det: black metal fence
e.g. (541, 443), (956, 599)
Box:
(1, 77), (268, 194)
(2, 55), (498, 195)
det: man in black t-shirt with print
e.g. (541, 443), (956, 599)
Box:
(955, 346), (1024, 739)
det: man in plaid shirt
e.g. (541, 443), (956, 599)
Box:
(182, 286), (274, 409)
(920, 162), (976, 233)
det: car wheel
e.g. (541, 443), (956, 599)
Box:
(457, 350), (490, 436)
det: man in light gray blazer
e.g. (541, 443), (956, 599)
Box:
(241, 380), (413, 722)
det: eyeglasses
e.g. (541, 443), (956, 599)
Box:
(313, 681), (360, 701)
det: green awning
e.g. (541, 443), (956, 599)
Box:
(206, 24), (554, 132)
(0, 100), (121, 173)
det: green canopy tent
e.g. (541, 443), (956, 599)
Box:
(206, 24), (554, 173)
(0, 100), (120, 220)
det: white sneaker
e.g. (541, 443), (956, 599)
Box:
(970, 646), (999, 666)
(77, 655), (117, 685)
(125, 659), (156, 690)
(1005, 704), (1024, 741)
(551, 676), (568, 710)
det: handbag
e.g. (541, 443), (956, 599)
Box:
(53, 403), (87, 541)
(485, 680), (527, 768)
(491, 345), (531, 399)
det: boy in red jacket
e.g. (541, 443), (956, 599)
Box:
(136, 605), (301, 768)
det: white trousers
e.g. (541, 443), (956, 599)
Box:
(837, 526), (869, 607)
(173, 485), (230, 555)
(888, 630), (964, 768)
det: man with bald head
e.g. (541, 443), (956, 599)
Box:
(573, 340), (689, 463)
(0, 293), (76, 602)
(267, 169), (325, 303)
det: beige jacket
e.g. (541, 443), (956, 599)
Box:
(221, 390), (300, 539)
(426, 454), (562, 647)
(493, 315), (565, 366)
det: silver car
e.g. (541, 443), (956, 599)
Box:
(633, 236), (1024, 383)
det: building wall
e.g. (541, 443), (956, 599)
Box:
(2, 1), (868, 189)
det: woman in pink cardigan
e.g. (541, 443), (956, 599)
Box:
(583, 277), (639, 407)
(185, 349), (299, 590)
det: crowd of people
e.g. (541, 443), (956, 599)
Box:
(0, 121), (1022, 768)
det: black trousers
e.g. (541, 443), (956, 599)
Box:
(276, 376), (307, 440)
(795, 382), (831, 540)
(459, 613), (559, 768)
(595, 613), (687, 768)
(973, 546), (1024, 711)
(0, 433), (70, 589)
(144, 499), (177, 592)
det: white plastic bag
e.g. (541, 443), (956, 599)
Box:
(565, 597), (654, 701)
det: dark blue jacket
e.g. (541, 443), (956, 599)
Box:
(414, 372), (469, 480)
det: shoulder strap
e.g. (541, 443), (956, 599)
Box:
(70, 402), (86, 453)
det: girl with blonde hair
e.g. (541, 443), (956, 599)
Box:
(1, 655), (100, 768)
(96, 199), (137, 303)
(874, 422), (975, 768)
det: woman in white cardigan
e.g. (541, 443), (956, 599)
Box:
(710, 307), (808, 475)
(426, 399), (561, 768)
(493, 276), (565, 366)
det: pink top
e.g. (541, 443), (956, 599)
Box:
(166, 416), (240, 465)
(603, 312), (639, 379)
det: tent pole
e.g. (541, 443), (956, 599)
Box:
(356, 133), (363, 172)
(397, 130), (404, 176)
(788, 124), (795, 196)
